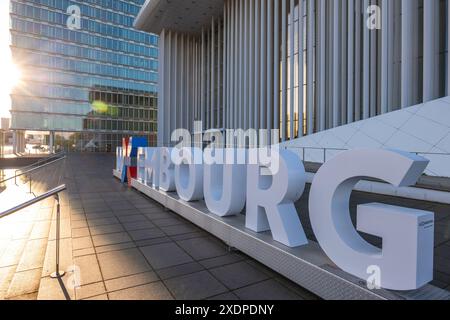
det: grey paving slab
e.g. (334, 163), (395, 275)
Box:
(89, 224), (125, 236)
(73, 255), (103, 286)
(140, 242), (193, 269)
(176, 237), (229, 261)
(156, 261), (205, 280)
(92, 232), (132, 247)
(104, 271), (159, 292)
(233, 279), (303, 300)
(209, 261), (270, 290)
(164, 270), (228, 300)
(97, 248), (152, 280)
(129, 228), (166, 241)
(160, 224), (200, 236)
(199, 253), (246, 269)
(108, 282), (173, 300)
(122, 220), (155, 231)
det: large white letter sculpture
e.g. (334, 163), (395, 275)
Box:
(173, 148), (204, 201)
(309, 149), (434, 290)
(136, 147), (147, 182)
(204, 149), (247, 216)
(116, 147), (123, 171)
(159, 147), (175, 192)
(246, 149), (308, 247)
(145, 148), (160, 188)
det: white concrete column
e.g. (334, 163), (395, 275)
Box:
(354, 0), (361, 121)
(273, 0), (280, 138)
(401, 0), (413, 108)
(267, 0), (274, 139)
(281, 0), (287, 141)
(249, 0), (255, 131)
(260, 0), (267, 131)
(423, 0), (438, 102)
(363, 0), (370, 119)
(254, 0), (261, 131)
(347, 0), (354, 123)
(333, 0), (340, 126)
(289, 0), (295, 139)
(448, 0), (450, 96)
(307, 0), (315, 134)
(299, 0), (305, 135)
(381, 0), (389, 114)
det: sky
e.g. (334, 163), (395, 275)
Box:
(0, 0), (21, 118)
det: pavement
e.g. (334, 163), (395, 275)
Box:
(0, 153), (448, 300)
(1, 153), (318, 300)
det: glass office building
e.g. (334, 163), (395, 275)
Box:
(9, 0), (158, 152)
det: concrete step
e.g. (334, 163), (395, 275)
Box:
(0, 195), (55, 300)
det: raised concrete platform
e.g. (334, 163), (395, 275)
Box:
(124, 174), (450, 300)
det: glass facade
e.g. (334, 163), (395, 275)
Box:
(9, 0), (158, 151)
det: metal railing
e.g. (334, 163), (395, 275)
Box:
(13, 152), (65, 185)
(0, 184), (67, 278)
(0, 156), (66, 191)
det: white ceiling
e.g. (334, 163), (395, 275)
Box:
(134, 0), (224, 35)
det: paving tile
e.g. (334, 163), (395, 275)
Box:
(94, 242), (136, 254)
(233, 279), (302, 300)
(83, 294), (108, 300)
(87, 217), (119, 227)
(72, 236), (93, 251)
(72, 227), (90, 238)
(73, 247), (96, 258)
(71, 220), (88, 229)
(156, 262), (205, 280)
(97, 248), (151, 280)
(37, 276), (75, 300)
(164, 270), (228, 300)
(29, 221), (51, 240)
(0, 239), (26, 267)
(135, 237), (172, 247)
(16, 238), (47, 272)
(199, 253), (246, 269)
(210, 261), (270, 290)
(105, 271), (159, 292)
(176, 237), (228, 261)
(75, 282), (106, 300)
(152, 217), (185, 227)
(92, 232), (132, 247)
(6, 268), (42, 298)
(73, 255), (103, 285)
(160, 224), (200, 236)
(122, 220), (155, 231)
(117, 215), (147, 224)
(89, 224), (124, 236)
(108, 282), (173, 300)
(129, 228), (166, 241)
(140, 242), (193, 269)
(113, 209), (139, 217)
(207, 292), (240, 300)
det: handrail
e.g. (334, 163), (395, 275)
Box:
(0, 156), (66, 185)
(0, 184), (67, 279)
(14, 152), (65, 177)
(0, 184), (66, 219)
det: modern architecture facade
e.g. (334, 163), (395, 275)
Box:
(9, 0), (158, 152)
(135, 0), (449, 148)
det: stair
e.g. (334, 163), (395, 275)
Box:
(0, 160), (65, 300)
